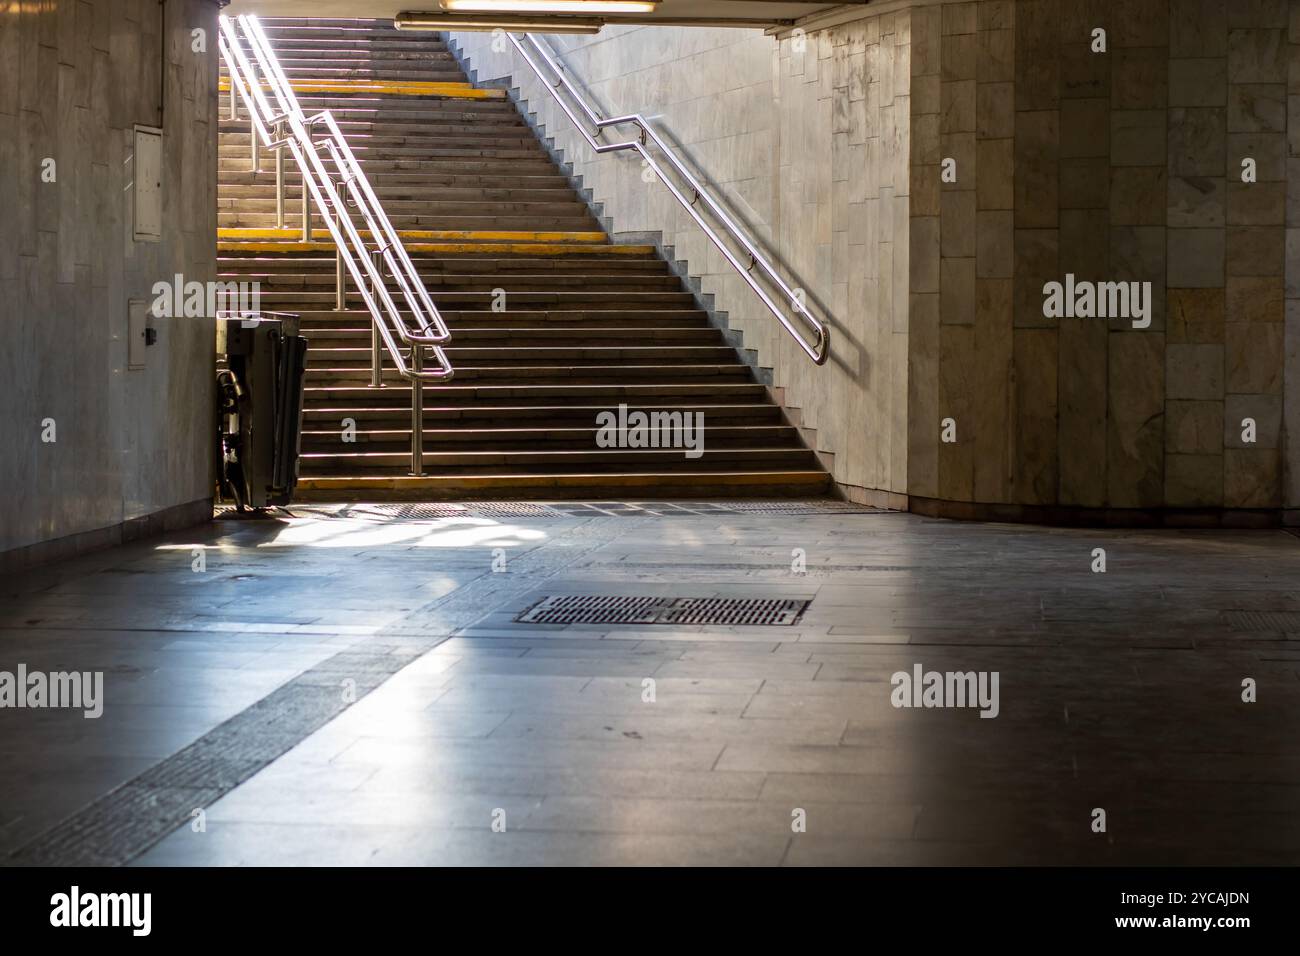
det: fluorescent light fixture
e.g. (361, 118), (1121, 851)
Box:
(395, 12), (604, 32)
(440, 0), (658, 12)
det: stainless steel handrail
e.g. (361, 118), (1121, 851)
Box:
(220, 13), (453, 475)
(506, 33), (829, 365)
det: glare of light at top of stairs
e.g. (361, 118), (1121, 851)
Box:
(440, 0), (659, 13)
(394, 13), (605, 32)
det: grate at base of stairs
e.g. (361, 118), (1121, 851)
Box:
(228, 500), (883, 521)
(516, 594), (810, 626)
(347, 502), (568, 520)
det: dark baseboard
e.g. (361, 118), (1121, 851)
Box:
(0, 498), (214, 574)
(908, 495), (1284, 529)
(832, 480), (1291, 528)
(833, 480), (909, 511)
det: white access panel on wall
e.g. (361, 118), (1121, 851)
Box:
(132, 125), (163, 242)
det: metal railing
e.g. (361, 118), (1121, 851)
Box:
(507, 33), (829, 365)
(219, 13), (453, 476)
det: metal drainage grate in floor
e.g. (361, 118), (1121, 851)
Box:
(720, 501), (875, 514)
(516, 595), (811, 626)
(360, 502), (569, 520)
(1220, 610), (1300, 632)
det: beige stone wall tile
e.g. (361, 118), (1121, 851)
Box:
(1057, 318), (1108, 505)
(1226, 320), (1285, 392)
(1111, 109), (1169, 166)
(977, 81), (1015, 137)
(1165, 453), (1224, 505)
(938, 324), (977, 500)
(1167, 343), (1226, 398)
(1228, 132), (1287, 179)
(1061, 98), (1111, 158)
(1168, 288), (1227, 343)
(1228, 83), (1287, 132)
(1228, 28), (1288, 83)
(1224, 448), (1282, 506)
(1112, 47), (1170, 111)
(1111, 167), (1169, 225)
(1168, 175), (1226, 228)
(1170, 107), (1227, 174)
(973, 277), (1014, 501)
(978, 0), (1015, 33)
(1171, 0), (1228, 58)
(1060, 157), (1111, 209)
(1224, 225), (1285, 275)
(1168, 228), (1225, 287)
(1112, 0), (1169, 48)
(1170, 58), (1228, 107)
(1014, 0), (1060, 111)
(1011, 327), (1059, 504)
(977, 209), (1015, 278)
(1013, 228), (1059, 328)
(1166, 400), (1225, 453)
(1107, 332), (1167, 507)
(1059, 208), (1109, 280)
(1014, 110), (1059, 226)
(1224, 393), (1282, 448)
(940, 255), (977, 327)
(908, 295), (941, 498)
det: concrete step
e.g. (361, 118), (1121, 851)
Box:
(300, 404), (785, 426)
(303, 364), (756, 386)
(299, 328), (723, 348)
(298, 446), (818, 476)
(292, 469), (830, 502)
(218, 215), (600, 232)
(265, 298), (700, 314)
(268, 65), (468, 82)
(296, 309), (712, 329)
(301, 383), (772, 407)
(216, 197), (591, 217)
(307, 345), (737, 364)
(219, 128), (540, 149)
(245, 48), (457, 63)
(300, 424), (800, 452)
(232, 272), (684, 292)
(220, 255), (669, 274)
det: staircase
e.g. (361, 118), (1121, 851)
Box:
(217, 17), (830, 500)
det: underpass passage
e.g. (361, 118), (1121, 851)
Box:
(3, 504), (1299, 865)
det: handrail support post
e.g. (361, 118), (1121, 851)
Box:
(409, 345), (425, 477)
(301, 171), (311, 241)
(335, 181), (347, 310)
(248, 61), (259, 172)
(274, 121), (284, 230)
(370, 249), (383, 388)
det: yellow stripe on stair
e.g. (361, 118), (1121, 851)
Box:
(219, 78), (503, 99)
(218, 241), (656, 256)
(218, 227), (610, 243)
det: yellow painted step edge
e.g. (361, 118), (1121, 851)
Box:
(297, 472), (827, 490)
(218, 227), (608, 243)
(219, 241), (656, 256)
(219, 78), (503, 99)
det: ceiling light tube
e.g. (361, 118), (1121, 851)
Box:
(395, 13), (605, 33)
(441, 0), (658, 13)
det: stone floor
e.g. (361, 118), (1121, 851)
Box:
(1, 502), (1299, 866)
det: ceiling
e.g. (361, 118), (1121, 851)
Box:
(225, 1), (868, 28)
